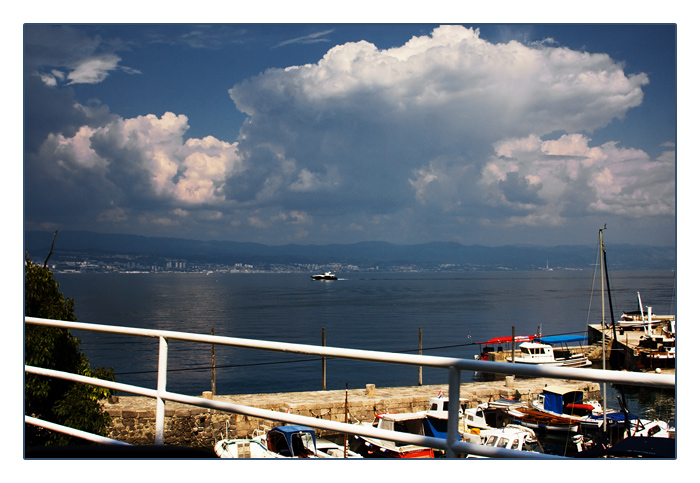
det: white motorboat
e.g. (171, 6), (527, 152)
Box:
(311, 271), (338, 280)
(508, 335), (592, 367)
(215, 428), (279, 458)
(215, 436), (279, 458)
(315, 439), (363, 458)
(463, 424), (546, 457)
(463, 398), (527, 431)
(215, 425), (320, 458)
(356, 412), (434, 458)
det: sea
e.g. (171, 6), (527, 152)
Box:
(54, 269), (677, 427)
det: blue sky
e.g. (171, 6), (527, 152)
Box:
(22, 19), (678, 247)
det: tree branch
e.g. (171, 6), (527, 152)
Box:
(43, 230), (58, 268)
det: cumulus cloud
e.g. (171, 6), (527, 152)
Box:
(25, 111), (243, 235)
(222, 25), (662, 241)
(25, 25), (674, 245)
(478, 133), (675, 225)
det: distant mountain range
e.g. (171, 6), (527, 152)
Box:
(24, 230), (676, 271)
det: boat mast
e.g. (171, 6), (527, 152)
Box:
(599, 228), (607, 433)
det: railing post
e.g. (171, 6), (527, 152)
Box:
(155, 336), (168, 445)
(446, 365), (461, 458)
(322, 327), (326, 391)
(211, 328), (216, 395)
(418, 327), (423, 386)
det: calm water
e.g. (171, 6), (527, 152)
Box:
(54, 270), (676, 424)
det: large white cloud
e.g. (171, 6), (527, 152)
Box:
(25, 25), (673, 245)
(26, 112), (243, 233)
(222, 25), (663, 242)
(477, 133), (675, 226)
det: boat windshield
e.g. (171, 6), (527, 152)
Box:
(290, 432), (316, 457)
(522, 441), (543, 453)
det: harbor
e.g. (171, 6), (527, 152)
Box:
(102, 378), (601, 448)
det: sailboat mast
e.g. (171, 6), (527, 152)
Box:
(599, 228), (607, 432)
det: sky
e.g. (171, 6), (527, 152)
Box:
(22, 19), (679, 248)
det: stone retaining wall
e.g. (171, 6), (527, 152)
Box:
(102, 378), (600, 449)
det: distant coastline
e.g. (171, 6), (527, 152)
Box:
(25, 229), (676, 273)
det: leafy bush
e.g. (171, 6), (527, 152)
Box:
(24, 258), (114, 447)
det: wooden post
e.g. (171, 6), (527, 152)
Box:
(344, 383), (348, 458)
(418, 327), (423, 386)
(322, 328), (326, 391)
(211, 328), (216, 396)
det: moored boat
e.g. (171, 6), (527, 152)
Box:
(214, 433), (278, 458)
(315, 439), (363, 458)
(470, 424), (546, 456)
(216, 425), (321, 458)
(356, 412), (434, 458)
(264, 425), (319, 457)
(507, 335), (592, 367)
(617, 292), (675, 330)
(463, 398), (527, 431)
(507, 385), (605, 434)
(422, 395), (468, 439)
(474, 335), (536, 361)
(508, 407), (581, 433)
(635, 306), (675, 368)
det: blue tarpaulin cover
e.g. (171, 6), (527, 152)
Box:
(536, 335), (587, 344)
(586, 412), (639, 422)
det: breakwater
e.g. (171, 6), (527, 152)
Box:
(102, 378), (600, 448)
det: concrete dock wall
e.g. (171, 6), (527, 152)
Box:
(102, 378), (600, 448)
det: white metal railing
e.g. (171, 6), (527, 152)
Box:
(25, 316), (675, 459)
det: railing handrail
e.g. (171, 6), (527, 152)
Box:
(24, 364), (563, 459)
(25, 317), (675, 387)
(25, 316), (675, 459)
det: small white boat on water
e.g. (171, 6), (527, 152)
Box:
(508, 335), (592, 367)
(311, 271), (338, 280)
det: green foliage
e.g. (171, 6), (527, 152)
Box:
(24, 258), (114, 447)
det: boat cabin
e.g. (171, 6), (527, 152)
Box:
(266, 425), (317, 458)
(427, 397), (467, 417)
(375, 413), (426, 436)
(513, 335), (591, 367)
(536, 386), (594, 417)
(517, 341), (556, 362)
(463, 399), (525, 430)
(481, 426), (544, 453)
(424, 397), (468, 439)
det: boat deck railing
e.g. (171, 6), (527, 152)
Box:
(24, 316), (675, 459)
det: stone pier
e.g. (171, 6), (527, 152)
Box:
(102, 378), (600, 448)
